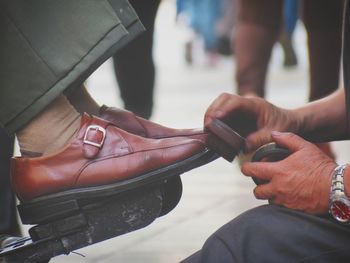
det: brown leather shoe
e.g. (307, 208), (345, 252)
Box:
(99, 105), (208, 142)
(99, 106), (216, 216)
(12, 114), (214, 224)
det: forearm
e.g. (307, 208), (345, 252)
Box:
(294, 88), (348, 142)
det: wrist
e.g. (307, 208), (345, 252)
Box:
(290, 107), (307, 135)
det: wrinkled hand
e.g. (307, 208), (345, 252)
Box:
(204, 93), (303, 152)
(242, 132), (336, 215)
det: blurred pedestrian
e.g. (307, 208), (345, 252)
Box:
(279, 0), (299, 67)
(178, 0), (225, 66)
(113, 0), (161, 119)
(216, 0), (239, 57)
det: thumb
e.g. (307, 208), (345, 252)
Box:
(245, 128), (272, 152)
(271, 131), (309, 152)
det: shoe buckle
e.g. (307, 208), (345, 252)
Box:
(83, 125), (106, 148)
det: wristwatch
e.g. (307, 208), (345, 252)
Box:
(329, 164), (350, 224)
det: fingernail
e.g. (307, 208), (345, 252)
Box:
(271, 131), (282, 136)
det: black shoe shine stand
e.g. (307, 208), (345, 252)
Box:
(0, 145), (217, 263)
(0, 183), (172, 263)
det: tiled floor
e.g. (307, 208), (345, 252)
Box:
(42, 1), (349, 262)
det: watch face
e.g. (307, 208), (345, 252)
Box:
(330, 200), (350, 223)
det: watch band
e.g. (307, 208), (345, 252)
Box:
(330, 164), (348, 196)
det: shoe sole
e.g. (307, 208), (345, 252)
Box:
(18, 149), (218, 225)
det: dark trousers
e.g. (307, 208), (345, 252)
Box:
(113, 0), (161, 119)
(0, 129), (20, 236)
(183, 205), (350, 263)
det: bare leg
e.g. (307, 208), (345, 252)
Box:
(234, 0), (283, 97)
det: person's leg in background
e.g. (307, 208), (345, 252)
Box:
(302, 0), (344, 158)
(201, 0), (224, 64)
(113, 0), (161, 119)
(184, 0), (201, 65)
(279, 0), (299, 68)
(0, 130), (20, 237)
(302, 0), (343, 102)
(216, 0), (238, 57)
(234, 0), (283, 97)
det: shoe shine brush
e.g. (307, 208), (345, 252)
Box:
(206, 119), (246, 162)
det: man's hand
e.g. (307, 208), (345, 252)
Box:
(204, 93), (304, 152)
(242, 132), (336, 215)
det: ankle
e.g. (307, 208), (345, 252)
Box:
(17, 95), (80, 157)
(66, 85), (100, 116)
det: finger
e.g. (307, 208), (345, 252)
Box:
(241, 162), (274, 182)
(253, 184), (275, 200)
(271, 131), (310, 152)
(204, 93), (234, 126)
(204, 94), (256, 127)
(245, 128), (272, 152)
